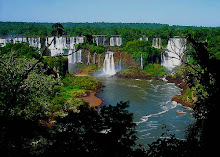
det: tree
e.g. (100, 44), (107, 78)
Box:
(124, 40), (161, 66)
(40, 102), (141, 157)
(0, 52), (57, 119)
(51, 22), (65, 37)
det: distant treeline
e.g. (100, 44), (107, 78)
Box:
(0, 22), (220, 56)
(0, 21), (219, 39)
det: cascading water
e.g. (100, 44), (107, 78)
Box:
(161, 37), (186, 70)
(141, 53), (143, 69)
(103, 51), (116, 76)
(87, 51), (90, 65)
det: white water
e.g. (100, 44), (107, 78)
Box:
(0, 37), (41, 49)
(152, 38), (161, 49)
(87, 51), (90, 65)
(141, 53), (143, 69)
(0, 36), (84, 61)
(110, 36), (122, 46)
(93, 36), (107, 46)
(161, 38), (186, 70)
(103, 51), (116, 76)
(47, 36), (84, 57)
(136, 101), (178, 125)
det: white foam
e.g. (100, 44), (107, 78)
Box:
(135, 102), (177, 125)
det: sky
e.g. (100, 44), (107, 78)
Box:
(0, 0), (220, 27)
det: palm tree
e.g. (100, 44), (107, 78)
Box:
(51, 22), (65, 37)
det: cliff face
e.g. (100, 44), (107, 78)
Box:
(114, 51), (138, 68)
(81, 50), (138, 70)
(69, 50), (138, 75)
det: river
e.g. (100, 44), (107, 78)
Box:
(96, 77), (195, 148)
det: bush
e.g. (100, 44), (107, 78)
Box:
(144, 64), (167, 77)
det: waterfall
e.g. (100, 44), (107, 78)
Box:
(103, 51), (116, 76)
(110, 36), (122, 46)
(73, 52), (76, 64)
(77, 49), (82, 63)
(68, 49), (73, 64)
(152, 38), (161, 49)
(87, 52), (90, 65)
(161, 38), (186, 70)
(141, 53), (143, 69)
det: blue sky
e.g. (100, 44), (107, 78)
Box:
(0, 0), (220, 27)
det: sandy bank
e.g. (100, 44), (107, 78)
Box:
(83, 91), (103, 107)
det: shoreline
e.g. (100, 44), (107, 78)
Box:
(81, 74), (194, 109)
(116, 74), (194, 109)
(82, 91), (103, 107)
(82, 81), (104, 107)
(166, 76), (194, 109)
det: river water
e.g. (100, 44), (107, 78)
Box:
(96, 77), (195, 148)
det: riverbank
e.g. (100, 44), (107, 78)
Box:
(116, 66), (194, 108)
(82, 80), (104, 107)
(83, 91), (103, 107)
(166, 75), (194, 108)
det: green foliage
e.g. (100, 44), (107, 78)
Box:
(88, 44), (106, 54)
(0, 53), (57, 119)
(2, 21), (219, 46)
(117, 64), (167, 79)
(51, 22), (65, 37)
(179, 87), (194, 104)
(0, 42), (41, 59)
(72, 63), (99, 75)
(124, 40), (161, 65)
(43, 56), (68, 77)
(41, 101), (139, 157)
(117, 66), (149, 79)
(144, 64), (167, 77)
(62, 74), (99, 90)
(52, 74), (100, 111)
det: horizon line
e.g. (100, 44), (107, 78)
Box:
(0, 20), (219, 28)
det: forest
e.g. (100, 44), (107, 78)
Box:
(0, 22), (220, 156)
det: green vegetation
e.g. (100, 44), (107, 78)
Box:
(116, 64), (167, 79)
(52, 74), (100, 114)
(43, 56), (68, 77)
(144, 64), (167, 78)
(0, 42), (41, 59)
(0, 44), (140, 155)
(76, 43), (106, 54)
(0, 51), (57, 119)
(1, 22), (219, 48)
(72, 63), (99, 75)
(1, 22), (220, 156)
(124, 40), (161, 65)
(178, 87), (194, 104)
